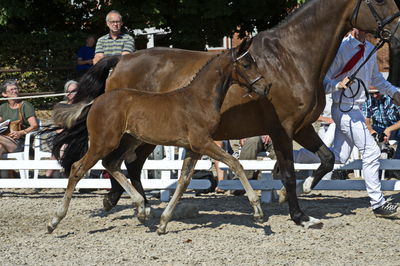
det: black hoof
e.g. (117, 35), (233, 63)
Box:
(103, 191), (122, 212)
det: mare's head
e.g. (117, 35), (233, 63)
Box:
(351, 0), (400, 42)
(231, 38), (269, 97)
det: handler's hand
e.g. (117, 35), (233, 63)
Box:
(336, 77), (353, 90)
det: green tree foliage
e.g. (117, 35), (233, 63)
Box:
(0, 0), (300, 108)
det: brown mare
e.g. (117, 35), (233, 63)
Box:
(51, 0), (400, 230)
(47, 40), (269, 233)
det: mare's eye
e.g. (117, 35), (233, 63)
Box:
(374, 0), (384, 4)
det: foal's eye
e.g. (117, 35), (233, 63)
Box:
(242, 63), (250, 69)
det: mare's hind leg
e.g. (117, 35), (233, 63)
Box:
(157, 150), (200, 235)
(200, 139), (263, 222)
(294, 125), (334, 192)
(102, 135), (149, 222)
(278, 125), (334, 203)
(47, 150), (102, 233)
(271, 130), (321, 228)
(103, 143), (156, 211)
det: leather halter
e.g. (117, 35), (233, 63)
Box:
(351, 0), (400, 41)
(232, 49), (266, 97)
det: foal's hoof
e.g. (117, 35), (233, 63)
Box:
(302, 177), (314, 194)
(301, 216), (323, 229)
(137, 207), (151, 223)
(254, 215), (264, 223)
(47, 223), (56, 234)
(156, 226), (167, 235)
(278, 188), (288, 205)
(103, 191), (122, 212)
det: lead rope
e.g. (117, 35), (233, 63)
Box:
(339, 39), (385, 113)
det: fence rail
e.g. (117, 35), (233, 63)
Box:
(1, 159), (400, 203)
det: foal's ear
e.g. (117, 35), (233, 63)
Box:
(237, 37), (253, 56)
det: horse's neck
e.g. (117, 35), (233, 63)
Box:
(259, 0), (356, 82)
(183, 53), (233, 108)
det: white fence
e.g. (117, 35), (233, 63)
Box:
(1, 158), (400, 203)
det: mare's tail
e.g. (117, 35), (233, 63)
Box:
(51, 55), (121, 175)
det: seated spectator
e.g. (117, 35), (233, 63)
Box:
(42, 80), (78, 178)
(0, 80), (38, 176)
(76, 36), (96, 77)
(229, 135), (275, 196)
(213, 140), (228, 193)
(239, 135), (275, 180)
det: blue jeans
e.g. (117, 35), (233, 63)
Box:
(373, 126), (400, 159)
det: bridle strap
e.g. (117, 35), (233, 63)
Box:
(235, 50), (249, 62)
(232, 49), (265, 97)
(341, 0), (400, 112)
(350, 0), (363, 28)
(351, 0), (400, 41)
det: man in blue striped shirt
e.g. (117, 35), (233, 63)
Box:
(365, 86), (400, 159)
(93, 10), (135, 64)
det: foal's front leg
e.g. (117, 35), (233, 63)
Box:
(157, 150), (200, 235)
(201, 140), (264, 222)
(47, 154), (98, 233)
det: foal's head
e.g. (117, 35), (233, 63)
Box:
(231, 38), (269, 97)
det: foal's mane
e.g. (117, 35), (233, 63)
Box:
(174, 51), (226, 92)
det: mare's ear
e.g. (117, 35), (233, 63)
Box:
(236, 37), (253, 57)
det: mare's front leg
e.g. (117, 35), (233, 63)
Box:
(272, 131), (322, 228)
(103, 143), (156, 211)
(47, 152), (101, 233)
(157, 150), (200, 235)
(200, 139), (263, 222)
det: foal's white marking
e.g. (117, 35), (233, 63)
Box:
(302, 176), (314, 194)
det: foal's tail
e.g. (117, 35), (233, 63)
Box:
(51, 55), (121, 175)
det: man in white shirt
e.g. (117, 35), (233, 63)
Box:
(296, 29), (400, 218)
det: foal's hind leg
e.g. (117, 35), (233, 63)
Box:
(102, 135), (149, 222)
(157, 150), (200, 235)
(47, 150), (102, 233)
(103, 143), (156, 211)
(200, 139), (263, 222)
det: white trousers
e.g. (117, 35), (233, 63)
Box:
(318, 123), (336, 147)
(294, 104), (384, 209)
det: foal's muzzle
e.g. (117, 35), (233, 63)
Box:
(247, 76), (270, 97)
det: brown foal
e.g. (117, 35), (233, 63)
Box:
(47, 39), (269, 233)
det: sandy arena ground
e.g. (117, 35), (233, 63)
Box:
(0, 188), (399, 265)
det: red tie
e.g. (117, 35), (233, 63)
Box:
(334, 44), (365, 79)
